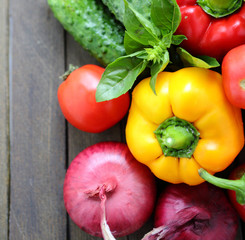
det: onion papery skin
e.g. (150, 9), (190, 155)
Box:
(63, 141), (157, 238)
(154, 182), (239, 240)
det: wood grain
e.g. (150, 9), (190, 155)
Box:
(0, 0), (9, 239)
(9, 0), (67, 239)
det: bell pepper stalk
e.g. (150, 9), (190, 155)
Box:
(154, 117), (200, 158)
(95, 0), (219, 102)
(125, 67), (244, 186)
(175, 0), (245, 62)
(198, 168), (245, 205)
(197, 0), (243, 18)
(228, 164), (245, 221)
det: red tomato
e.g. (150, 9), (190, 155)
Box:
(57, 64), (130, 133)
(228, 163), (245, 222)
(222, 44), (245, 109)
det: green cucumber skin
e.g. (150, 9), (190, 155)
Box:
(101, 0), (124, 22)
(48, 0), (126, 66)
(101, 0), (151, 23)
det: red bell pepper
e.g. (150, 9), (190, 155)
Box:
(176, 0), (245, 61)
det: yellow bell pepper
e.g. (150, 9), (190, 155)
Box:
(126, 67), (244, 185)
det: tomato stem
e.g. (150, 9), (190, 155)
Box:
(198, 168), (245, 204)
(239, 79), (245, 90)
(59, 64), (79, 81)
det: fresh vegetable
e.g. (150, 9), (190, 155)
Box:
(222, 44), (245, 109)
(199, 164), (245, 221)
(57, 64), (130, 133)
(101, 0), (151, 23)
(63, 142), (156, 238)
(176, 0), (245, 61)
(125, 67), (244, 185)
(229, 164), (245, 222)
(142, 182), (239, 240)
(47, 0), (125, 66)
(96, 0), (219, 102)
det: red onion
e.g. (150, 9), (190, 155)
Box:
(143, 182), (238, 240)
(63, 141), (156, 238)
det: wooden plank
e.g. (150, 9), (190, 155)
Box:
(9, 0), (67, 239)
(0, 0), (10, 239)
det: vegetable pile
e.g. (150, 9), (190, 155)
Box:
(48, 0), (245, 239)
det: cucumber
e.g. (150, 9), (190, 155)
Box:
(48, 0), (126, 66)
(101, 0), (124, 23)
(101, 0), (152, 23)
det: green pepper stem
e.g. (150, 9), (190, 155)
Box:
(154, 116), (200, 158)
(197, 0), (243, 18)
(198, 168), (245, 204)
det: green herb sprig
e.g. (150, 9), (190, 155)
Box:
(96, 0), (219, 102)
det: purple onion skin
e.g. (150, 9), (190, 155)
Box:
(154, 183), (239, 240)
(63, 142), (157, 238)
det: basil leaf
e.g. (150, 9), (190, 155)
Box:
(177, 47), (220, 68)
(102, 0), (152, 24)
(197, 55), (220, 68)
(150, 51), (169, 94)
(124, 31), (146, 54)
(96, 55), (148, 102)
(123, 0), (160, 46)
(151, 0), (181, 34)
(135, 49), (149, 60)
(160, 31), (173, 49)
(172, 35), (187, 45)
(126, 0), (152, 21)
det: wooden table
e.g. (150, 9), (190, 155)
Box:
(1, 0), (244, 239)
